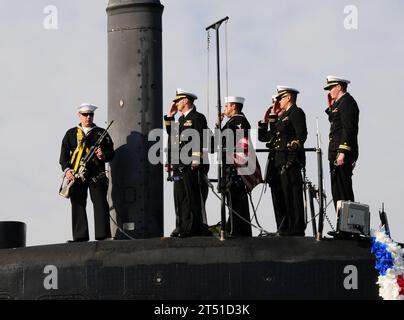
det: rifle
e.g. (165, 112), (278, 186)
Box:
(59, 121), (114, 198)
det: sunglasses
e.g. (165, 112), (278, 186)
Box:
(80, 113), (94, 117)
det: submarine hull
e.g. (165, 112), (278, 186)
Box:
(0, 237), (379, 300)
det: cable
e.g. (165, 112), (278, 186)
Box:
(203, 174), (271, 235)
(108, 206), (136, 240)
(254, 181), (266, 214)
(324, 213), (336, 232)
(323, 198), (333, 210)
(225, 20), (229, 99)
(303, 176), (336, 233)
(248, 192), (263, 229)
(248, 191), (273, 237)
(305, 196), (336, 232)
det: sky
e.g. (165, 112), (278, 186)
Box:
(1, 0), (403, 246)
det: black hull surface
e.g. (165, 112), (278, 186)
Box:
(0, 237), (379, 300)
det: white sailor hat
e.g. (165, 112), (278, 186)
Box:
(77, 103), (98, 113)
(324, 75), (351, 90)
(224, 96), (245, 105)
(173, 88), (198, 102)
(276, 85), (300, 100)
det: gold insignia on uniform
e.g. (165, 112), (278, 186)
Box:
(282, 116), (289, 121)
(291, 140), (301, 148)
(183, 120), (193, 127)
(339, 144), (351, 151)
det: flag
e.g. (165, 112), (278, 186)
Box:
(233, 137), (263, 192)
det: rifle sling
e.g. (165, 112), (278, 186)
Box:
(70, 128), (89, 173)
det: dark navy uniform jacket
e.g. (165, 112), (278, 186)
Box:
(325, 92), (359, 162)
(222, 112), (251, 147)
(259, 104), (307, 168)
(164, 107), (209, 172)
(59, 125), (115, 178)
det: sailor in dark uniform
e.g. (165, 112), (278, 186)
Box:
(164, 89), (210, 238)
(258, 95), (286, 231)
(324, 76), (359, 209)
(59, 103), (115, 242)
(221, 96), (253, 237)
(258, 86), (307, 236)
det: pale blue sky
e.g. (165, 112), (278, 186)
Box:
(1, 0), (403, 245)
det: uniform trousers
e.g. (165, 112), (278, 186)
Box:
(277, 164), (306, 235)
(173, 167), (206, 236)
(330, 160), (355, 209)
(226, 184), (252, 237)
(269, 173), (288, 232)
(69, 177), (111, 241)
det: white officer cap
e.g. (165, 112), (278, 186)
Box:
(173, 88), (198, 102)
(276, 85), (300, 100)
(77, 103), (98, 113)
(324, 75), (351, 90)
(224, 96), (245, 104)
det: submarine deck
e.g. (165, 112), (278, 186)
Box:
(0, 236), (378, 300)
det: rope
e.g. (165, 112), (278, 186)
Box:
(206, 29), (211, 121)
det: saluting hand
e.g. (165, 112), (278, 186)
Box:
(272, 100), (281, 115)
(168, 102), (178, 117)
(327, 93), (335, 107)
(263, 106), (271, 122)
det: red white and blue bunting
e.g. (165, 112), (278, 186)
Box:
(371, 229), (404, 300)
